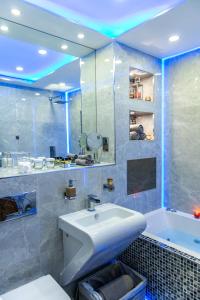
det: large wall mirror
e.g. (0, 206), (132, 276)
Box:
(0, 17), (115, 177)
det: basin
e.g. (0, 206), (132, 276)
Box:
(59, 203), (146, 286)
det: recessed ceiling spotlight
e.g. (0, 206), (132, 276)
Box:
(80, 60), (85, 66)
(35, 92), (40, 96)
(77, 33), (85, 39)
(104, 58), (110, 62)
(115, 59), (122, 64)
(11, 8), (21, 16)
(61, 44), (68, 50)
(21, 98), (26, 101)
(0, 25), (8, 32)
(38, 49), (47, 55)
(169, 35), (180, 42)
(16, 66), (23, 72)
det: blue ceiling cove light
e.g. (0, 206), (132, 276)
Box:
(0, 35), (77, 83)
(24, 0), (183, 38)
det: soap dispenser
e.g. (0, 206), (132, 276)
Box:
(64, 179), (76, 200)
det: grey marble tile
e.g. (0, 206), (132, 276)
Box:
(0, 42), (162, 294)
(164, 49), (200, 213)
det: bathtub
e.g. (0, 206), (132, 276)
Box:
(143, 208), (200, 260)
(120, 208), (200, 299)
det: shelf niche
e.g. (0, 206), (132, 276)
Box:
(129, 111), (154, 141)
(129, 67), (154, 102)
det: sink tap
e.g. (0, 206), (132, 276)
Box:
(87, 194), (101, 211)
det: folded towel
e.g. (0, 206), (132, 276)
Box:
(97, 275), (135, 300)
(130, 124), (144, 134)
(139, 133), (146, 140)
(130, 132), (140, 140)
(75, 159), (94, 166)
(78, 155), (92, 160)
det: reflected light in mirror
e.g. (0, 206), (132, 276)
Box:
(16, 66), (24, 72)
(11, 8), (21, 16)
(0, 35), (77, 82)
(0, 25), (8, 32)
(61, 44), (68, 50)
(38, 49), (47, 55)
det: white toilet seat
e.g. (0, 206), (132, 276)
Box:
(1, 275), (70, 300)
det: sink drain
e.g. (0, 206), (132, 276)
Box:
(167, 238), (171, 241)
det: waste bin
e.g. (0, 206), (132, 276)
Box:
(78, 261), (147, 300)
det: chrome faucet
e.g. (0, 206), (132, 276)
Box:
(87, 194), (101, 211)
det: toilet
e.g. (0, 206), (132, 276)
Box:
(1, 275), (70, 300)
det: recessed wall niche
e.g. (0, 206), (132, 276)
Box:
(129, 111), (154, 141)
(129, 68), (154, 102)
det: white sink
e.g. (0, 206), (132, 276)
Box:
(59, 203), (146, 286)
(72, 207), (133, 227)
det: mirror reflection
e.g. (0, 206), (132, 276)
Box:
(0, 18), (115, 176)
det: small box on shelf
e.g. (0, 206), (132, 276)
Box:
(129, 67), (154, 102)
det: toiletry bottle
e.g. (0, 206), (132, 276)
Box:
(64, 179), (76, 200)
(0, 152), (2, 168)
(7, 152), (13, 168)
(2, 152), (8, 168)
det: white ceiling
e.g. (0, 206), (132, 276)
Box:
(0, 0), (109, 49)
(0, 0), (200, 59)
(23, 0), (182, 38)
(118, 0), (200, 58)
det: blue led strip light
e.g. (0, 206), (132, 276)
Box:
(24, 0), (182, 38)
(65, 92), (70, 154)
(163, 46), (200, 61)
(161, 59), (165, 208)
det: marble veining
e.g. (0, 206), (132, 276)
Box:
(0, 42), (162, 294)
(164, 49), (200, 213)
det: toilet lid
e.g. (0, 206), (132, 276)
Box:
(1, 275), (70, 300)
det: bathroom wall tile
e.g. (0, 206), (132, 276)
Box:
(0, 174), (37, 198)
(40, 246), (64, 282)
(0, 42), (162, 294)
(0, 86), (67, 157)
(0, 256), (42, 295)
(165, 49), (200, 213)
(113, 42), (162, 213)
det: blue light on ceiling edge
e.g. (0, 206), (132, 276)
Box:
(29, 56), (77, 82)
(24, 0), (179, 39)
(163, 46), (200, 61)
(1, 56), (77, 83)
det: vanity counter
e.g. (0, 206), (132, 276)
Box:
(0, 162), (114, 179)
